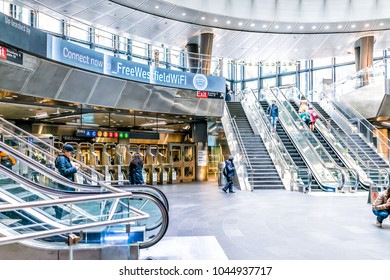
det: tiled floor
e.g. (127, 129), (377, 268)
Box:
(141, 181), (390, 260)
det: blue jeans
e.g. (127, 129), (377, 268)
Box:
(372, 209), (389, 223)
(270, 116), (278, 130)
(223, 176), (234, 192)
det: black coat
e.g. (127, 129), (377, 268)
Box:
(129, 157), (144, 184)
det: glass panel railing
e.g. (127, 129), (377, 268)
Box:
(0, 164), (168, 251)
(262, 87), (345, 191)
(221, 103), (252, 191)
(0, 140), (170, 218)
(311, 62), (390, 165)
(240, 88), (311, 192)
(0, 117), (104, 183)
(287, 86), (389, 188)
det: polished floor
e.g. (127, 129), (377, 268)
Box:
(140, 180), (389, 260)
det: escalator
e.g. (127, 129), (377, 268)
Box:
(0, 148), (169, 259)
(312, 101), (389, 186)
(259, 101), (319, 191)
(289, 101), (347, 169)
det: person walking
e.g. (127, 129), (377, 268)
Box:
(129, 153), (144, 184)
(222, 155), (236, 193)
(266, 100), (279, 133)
(372, 188), (390, 227)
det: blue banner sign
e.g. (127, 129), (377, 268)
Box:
(0, 13), (47, 57)
(47, 36), (225, 92)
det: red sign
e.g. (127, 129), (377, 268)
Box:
(196, 91), (209, 98)
(108, 132), (113, 138)
(0, 46), (6, 59)
(113, 132), (118, 138)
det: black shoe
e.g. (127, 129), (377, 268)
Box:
(229, 191), (235, 193)
(222, 189), (227, 193)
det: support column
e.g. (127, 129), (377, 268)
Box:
(200, 32), (214, 75)
(354, 36), (374, 86)
(186, 36), (199, 73)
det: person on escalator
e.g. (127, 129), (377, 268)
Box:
(55, 144), (80, 185)
(0, 150), (16, 169)
(266, 100), (279, 133)
(53, 144), (80, 219)
(372, 188), (390, 227)
(129, 153), (144, 185)
(222, 155), (235, 193)
(308, 106), (319, 131)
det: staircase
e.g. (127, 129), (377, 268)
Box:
(259, 101), (321, 191)
(226, 102), (284, 190)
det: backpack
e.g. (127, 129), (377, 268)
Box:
(223, 166), (228, 177)
(1, 156), (13, 169)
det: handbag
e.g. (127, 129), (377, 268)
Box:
(0, 156), (13, 169)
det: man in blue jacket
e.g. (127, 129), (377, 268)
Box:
(266, 100), (279, 133)
(222, 155), (235, 193)
(54, 144), (80, 219)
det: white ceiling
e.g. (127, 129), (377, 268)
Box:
(12, 0), (390, 61)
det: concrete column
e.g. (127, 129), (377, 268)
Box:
(200, 32), (214, 75)
(186, 36), (199, 73)
(355, 36), (374, 86)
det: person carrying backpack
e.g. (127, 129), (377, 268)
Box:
(0, 151), (16, 169)
(300, 109), (311, 127)
(222, 155), (235, 193)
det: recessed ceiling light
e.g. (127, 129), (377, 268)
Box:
(380, 22), (384, 26)
(337, 46), (341, 49)
(365, 23), (370, 27)
(238, 22), (243, 26)
(287, 25), (291, 29)
(274, 25), (279, 29)
(250, 23), (255, 27)
(312, 25), (317, 29)
(226, 20), (231, 24)
(214, 19), (218, 22)
(182, 13), (186, 16)
(262, 24), (267, 28)
(155, 5), (159, 9)
(299, 25), (304, 30)
(351, 24), (356, 28)
(337, 25), (342, 29)
(324, 25), (329, 29)
(201, 16), (205, 20)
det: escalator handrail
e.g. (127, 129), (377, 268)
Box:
(267, 87), (345, 190)
(0, 122), (104, 182)
(0, 165), (169, 249)
(0, 141), (170, 212)
(296, 89), (385, 170)
(240, 88), (315, 190)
